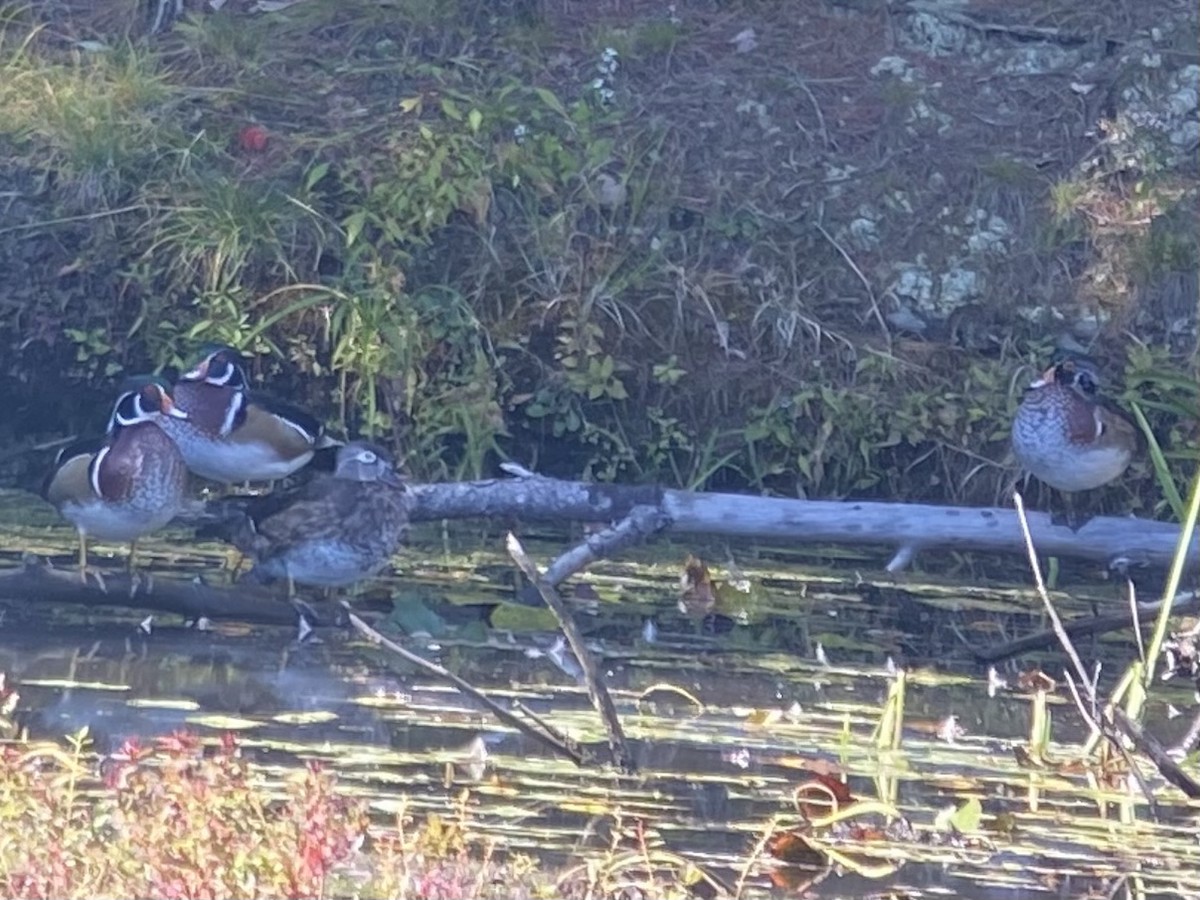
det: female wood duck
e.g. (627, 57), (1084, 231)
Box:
(42, 377), (191, 579)
(161, 345), (333, 486)
(1011, 357), (1137, 497)
(202, 441), (409, 594)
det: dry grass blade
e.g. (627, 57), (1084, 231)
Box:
(1012, 492), (1092, 688)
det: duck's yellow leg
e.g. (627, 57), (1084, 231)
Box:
(76, 532), (107, 592)
(77, 532), (88, 582)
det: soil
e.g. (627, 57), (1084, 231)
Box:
(0, 0), (1197, 504)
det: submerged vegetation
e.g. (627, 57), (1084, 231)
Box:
(0, 0), (1195, 510)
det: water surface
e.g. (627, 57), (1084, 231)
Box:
(1, 488), (1197, 898)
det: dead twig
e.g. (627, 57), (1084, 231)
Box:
(506, 532), (634, 774)
(1014, 493), (1192, 811)
(899, 0), (1091, 46)
(973, 592), (1200, 664)
(343, 604), (591, 769)
(1013, 493), (1092, 688)
(813, 222), (890, 348)
(542, 504), (670, 586)
(1111, 707), (1200, 799)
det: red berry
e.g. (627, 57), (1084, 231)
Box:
(238, 124), (269, 153)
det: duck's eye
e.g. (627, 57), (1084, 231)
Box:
(358, 450), (378, 464)
(1075, 372), (1097, 394)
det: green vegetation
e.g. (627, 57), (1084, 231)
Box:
(0, 1), (1195, 511)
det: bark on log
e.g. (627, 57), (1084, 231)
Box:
(404, 474), (1198, 573)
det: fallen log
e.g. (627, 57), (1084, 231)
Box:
(0, 556), (340, 626)
(404, 469), (1198, 574)
(5, 469), (1195, 623)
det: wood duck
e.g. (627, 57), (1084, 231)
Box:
(1011, 357), (1137, 506)
(42, 377), (191, 579)
(201, 441), (409, 594)
(161, 345), (333, 486)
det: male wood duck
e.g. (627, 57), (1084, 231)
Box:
(42, 377), (191, 579)
(201, 441), (409, 594)
(161, 344), (333, 486)
(1011, 357), (1137, 504)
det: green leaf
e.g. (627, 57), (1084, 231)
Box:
(304, 161), (330, 191)
(389, 594), (449, 637)
(951, 796), (982, 832)
(343, 210), (367, 248)
(1131, 401), (1184, 521)
(489, 603), (559, 632)
(533, 86), (568, 118)
(440, 97), (462, 121)
(935, 797), (982, 834)
(467, 108), (483, 134)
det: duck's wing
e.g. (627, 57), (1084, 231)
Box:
(40, 436), (104, 503)
(249, 478), (371, 547)
(196, 474), (336, 551)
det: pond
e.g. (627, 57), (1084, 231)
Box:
(0, 487), (1197, 898)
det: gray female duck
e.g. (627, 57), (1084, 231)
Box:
(203, 441), (409, 593)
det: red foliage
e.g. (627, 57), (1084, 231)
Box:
(0, 731), (368, 900)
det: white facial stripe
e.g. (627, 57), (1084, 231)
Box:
(114, 393), (146, 428)
(219, 390), (245, 437)
(106, 399), (122, 435)
(276, 414), (316, 443)
(1092, 407), (1104, 440)
(209, 363), (235, 386)
(89, 445), (111, 498)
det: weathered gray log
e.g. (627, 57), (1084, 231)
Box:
(404, 473), (1198, 572)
